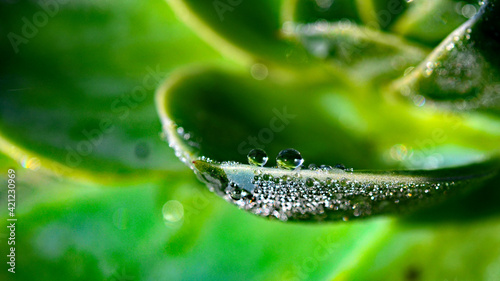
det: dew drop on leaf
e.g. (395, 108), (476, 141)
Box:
(305, 177), (315, 187)
(230, 186), (243, 200)
(247, 148), (268, 166)
(276, 148), (304, 170)
(319, 165), (333, 170)
(334, 164), (346, 170)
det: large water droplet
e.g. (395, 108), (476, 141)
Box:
(276, 148), (304, 170)
(247, 148), (268, 166)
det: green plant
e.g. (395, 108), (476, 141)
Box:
(156, 0), (500, 222)
(1, 0), (499, 280)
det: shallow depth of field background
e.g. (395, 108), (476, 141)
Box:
(1, 0), (500, 281)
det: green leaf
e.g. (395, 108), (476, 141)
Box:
(282, 0), (364, 25)
(343, 217), (500, 280)
(392, 0), (500, 112)
(167, 0), (310, 65)
(190, 159), (498, 222)
(156, 65), (500, 221)
(283, 0), (409, 30)
(0, 163), (395, 280)
(391, 0), (481, 46)
(0, 0), (220, 181)
(282, 1), (489, 84)
(356, 0), (409, 29)
(157, 65), (499, 168)
(2, 0), (500, 279)
(289, 21), (429, 82)
(5, 154), (500, 280)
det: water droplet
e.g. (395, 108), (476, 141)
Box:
(334, 164), (346, 170)
(424, 61), (435, 77)
(276, 148), (304, 170)
(262, 173), (273, 181)
(230, 187), (243, 200)
(162, 200), (184, 223)
(305, 178), (315, 187)
(247, 148), (268, 166)
(319, 165), (332, 170)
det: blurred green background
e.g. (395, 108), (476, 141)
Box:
(1, 0), (500, 280)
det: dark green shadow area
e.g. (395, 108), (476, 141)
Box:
(0, 0), (221, 177)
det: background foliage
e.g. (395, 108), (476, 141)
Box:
(1, 0), (500, 280)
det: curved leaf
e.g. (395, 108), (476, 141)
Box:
(156, 65), (500, 221)
(391, 0), (481, 46)
(190, 159), (497, 222)
(0, 163), (394, 280)
(157, 65), (499, 169)
(167, 0), (311, 65)
(356, 0), (408, 30)
(0, 0), (219, 181)
(3, 0), (500, 279)
(344, 217), (500, 280)
(392, 0), (500, 112)
(283, 0), (409, 30)
(289, 21), (429, 82)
